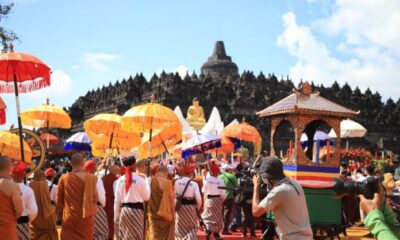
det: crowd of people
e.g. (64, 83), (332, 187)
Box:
(2, 151), (400, 240)
(0, 150), (315, 240)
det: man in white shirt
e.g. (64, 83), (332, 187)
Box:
(175, 161), (202, 240)
(114, 157), (151, 240)
(202, 160), (226, 240)
(252, 157), (313, 240)
(45, 167), (58, 203)
(12, 162), (38, 240)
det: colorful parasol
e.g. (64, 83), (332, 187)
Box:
(121, 96), (180, 134)
(223, 118), (261, 153)
(84, 113), (141, 150)
(121, 94), (181, 175)
(21, 98), (71, 129)
(0, 96), (6, 125)
(0, 44), (51, 162)
(64, 132), (92, 151)
(181, 133), (221, 158)
(207, 136), (234, 154)
(139, 122), (182, 159)
(223, 119), (261, 144)
(39, 132), (59, 145)
(0, 130), (32, 163)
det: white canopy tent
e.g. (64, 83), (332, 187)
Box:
(200, 107), (224, 135)
(174, 106), (196, 136)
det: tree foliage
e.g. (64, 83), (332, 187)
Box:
(0, 3), (18, 52)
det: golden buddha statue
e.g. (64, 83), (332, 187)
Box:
(186, 97), (206, 130)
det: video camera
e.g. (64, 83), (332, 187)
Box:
(333, 175), (384, 199)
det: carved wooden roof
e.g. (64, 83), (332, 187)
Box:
(257, 82), (359, 118)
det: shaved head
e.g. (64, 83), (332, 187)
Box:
(0, 155), (11, 172)
(71, 153), (85, 166)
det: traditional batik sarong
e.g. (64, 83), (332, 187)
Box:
(175, 204), (198, 240)
(94, 206), (109, 240)
(202, 196), (224, 233)
(118, 206), (144, 240)
(17, 222), (29, 240)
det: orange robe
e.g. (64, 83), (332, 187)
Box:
(0, 191), (18, 240)
(57, 173), (98, 240)
(102, 173), (117, 240)
(29, 180), (58, 240)
(147, 177), (174, 240)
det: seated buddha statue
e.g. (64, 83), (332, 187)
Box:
(186, 97), (206, 131)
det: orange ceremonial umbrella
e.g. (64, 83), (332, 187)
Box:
(0, 44), (51, 162)
(0, 130), (32, 163)
(84, 113), (141, 149)
(223, 119), (261, 153)
(21, 98), (71, 149)
(139, 122), (182, 159)
(121, 94), (180, 175)
(21, 98), (71, 129)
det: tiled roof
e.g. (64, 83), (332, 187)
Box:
(257, 91), (359, 118)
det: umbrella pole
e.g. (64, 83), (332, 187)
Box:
(161, 140), (171, 159)
(104, 133), (114, 177)
(13, 74), (25, 163)
(46, 120), (50, 154)
(147, 128), (152, 177)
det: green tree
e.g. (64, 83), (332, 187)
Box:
(0, 3), (18, 52)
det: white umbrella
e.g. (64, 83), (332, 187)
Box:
(329, 119), (367, 150)
(329, 120), (367, 138)
(181, 133), (221, 158)
(64, 132), (92, 151)
(301, 131), (330, 142)
(341, 119), (367, 138)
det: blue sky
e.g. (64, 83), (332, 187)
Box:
(1, 0), (399, 128)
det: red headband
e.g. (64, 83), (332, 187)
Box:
(45, 168), (56, 177)
(11, 162), (27, 178)
(83, 160), (96, 173)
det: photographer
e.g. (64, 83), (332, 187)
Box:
(252, 156), (313, 240)
(359, 184), (400, 239)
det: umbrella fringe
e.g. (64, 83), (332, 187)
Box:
(0, 77), (50, 94)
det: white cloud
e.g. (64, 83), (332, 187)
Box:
(26, 70), (72, 101)
(277, 1), (400, 99)
(81, 53), (119, 72)
(156, 65), (189, 79)
(175, 65), (189, 78)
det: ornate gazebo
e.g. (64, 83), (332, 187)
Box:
(257, 82), (358, 186)
(257, 81), (359, 235)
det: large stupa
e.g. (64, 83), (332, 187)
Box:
(200, 41), (239, 78)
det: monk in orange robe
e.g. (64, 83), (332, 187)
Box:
(147, 165), (175, 240)
(102, 165), (119, 240)
(0, 156), (23, 240)
(29, 170), (58, 240)
(57, 153), (98, 240)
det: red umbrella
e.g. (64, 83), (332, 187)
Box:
(39, 132), (59, 145)
(0, 43), (51, 162)
(0, 97), (6, 125)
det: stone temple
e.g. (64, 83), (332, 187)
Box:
(66, 41), (400, 154)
